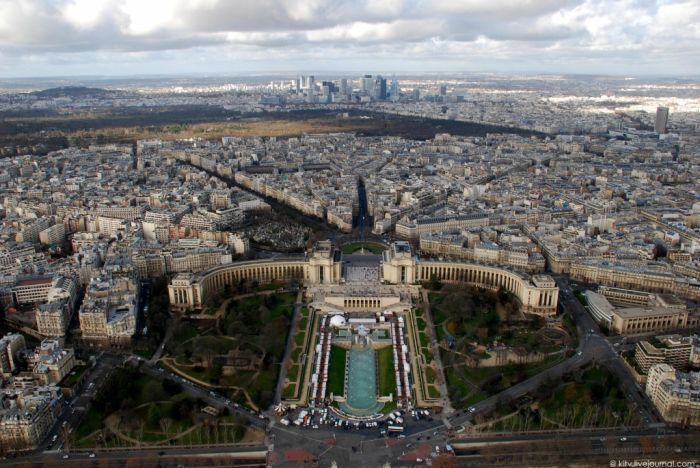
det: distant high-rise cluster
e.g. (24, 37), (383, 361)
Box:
(284, 73), (403, 104)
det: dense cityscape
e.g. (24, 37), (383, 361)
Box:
(1, 0), (700, 467)
(0, 70), (697, 466)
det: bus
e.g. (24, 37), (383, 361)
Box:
(387, 425), (404, 433)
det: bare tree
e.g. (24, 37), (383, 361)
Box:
(159, 418), (173, 440)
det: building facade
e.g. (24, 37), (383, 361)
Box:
(586, 288), (699, 335)
(169, 241), (559, 316)
(635, 335), (696, 373)
(0, 386), (62, 451)
(646, 363), (700, 426)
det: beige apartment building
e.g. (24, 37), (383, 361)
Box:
(570, 260), (700, 300)
(419, 234), (545, 273)
(0, 386), (61, 451)
(635, 335), (696, 373)
(0, 333), (26, 376)
(79, 275), (137, 345)
(395, 212), (491, 240)
(35, 302), (68, 337)
(27, 339), (76, 385)
(646, 363), (700, 426)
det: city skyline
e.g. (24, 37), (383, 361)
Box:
(0, 0), (699, 78)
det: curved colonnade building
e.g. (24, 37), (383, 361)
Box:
(168, 241), (559, 316)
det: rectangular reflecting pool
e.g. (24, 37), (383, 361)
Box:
(338, 344), (384, 416)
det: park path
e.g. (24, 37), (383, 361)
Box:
(273, 289), (305, 406)
(421, 289), (454, 415)
(210, 288), (297, 319)
(160, 357), (260, 411)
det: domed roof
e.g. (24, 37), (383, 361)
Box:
(329, 314), (346, 327)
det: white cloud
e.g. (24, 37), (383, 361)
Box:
(0, 0), (697, 76)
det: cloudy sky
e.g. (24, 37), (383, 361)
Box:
(0, 0), (698, 78)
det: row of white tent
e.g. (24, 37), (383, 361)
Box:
(391, 319), (411, 400)
(311, 316), (333, 401)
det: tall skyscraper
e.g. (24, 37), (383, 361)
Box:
(340, 78), (348, 95)
(375, 75), (387, 100)
(390, 79), (399, 98)
(361, 75), (374, 95)
(439, 84), (447, 96)
(655, 106), (669, 134)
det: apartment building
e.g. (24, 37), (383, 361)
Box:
(395, 212), (490, 240)
(11, 277), (53, 305)
(635, 335), (696, 373)
(27, 339), (76, 385)
(79, 275), (137, 344)
(0, 385), (62, 451)
(38, 223), (66, 246)
(0, 333), (26, 376)
(646, 363), (700, 426)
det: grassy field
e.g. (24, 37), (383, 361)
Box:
(327, 346), (347, 397)
(0, 107), (544, 156)
(483, 365), (641, 431)
(418, 331), (429, 348)
(377, 346), (397, 397)
(340, 242), (387, 255)
(72, 364), (250, 449)
(443, 352), (566, 409)
(166, 291), (296, 409)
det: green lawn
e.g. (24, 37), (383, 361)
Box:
(443, 353), (565, 409)
(425, 366), (437, 384)
(73, 365), (211, 447)
(169, 292), (296, 408)
(422, 347), (433, 364)
(483, 365), (641, 431)
(380, 400), (397, 414)
(190, 335), (239, 354)
(283, 383), (296, 399)
(133, 349), (153, 359)
(377, 346), (397, 397)
(74, 407), (103, 440)
(61, 365), (87, 386)
(326, 345), (347, 397)
(287, 364), (300, 382)
(298, 317), (308, 331)
(418, 332), (429, 348)
(340, 242), (387, 254)
(427, 386), (441, 399)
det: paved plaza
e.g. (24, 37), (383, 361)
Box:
(345, 265), (379, 283)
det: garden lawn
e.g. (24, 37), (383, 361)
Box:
(326, 346), (347, 397)
(377, 346), (397, 397)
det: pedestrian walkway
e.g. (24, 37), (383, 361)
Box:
(345, 265), (379, 283)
